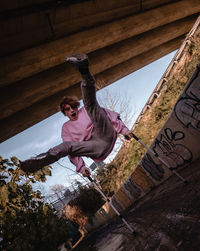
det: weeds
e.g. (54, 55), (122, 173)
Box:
(97, 27), (200, 196)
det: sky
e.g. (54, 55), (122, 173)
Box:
(0, 50), (176, 194)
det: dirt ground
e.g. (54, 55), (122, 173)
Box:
(74, 158), (200, 251)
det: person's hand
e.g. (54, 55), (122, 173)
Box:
(124, 131), (133, 140)
(82, 167), (91, 177)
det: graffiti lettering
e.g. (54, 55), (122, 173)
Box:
(141, 153), (164, 181)
(174, 63), (200, 131)
(153, 128), (193, 170)
(123, 178), (141, 199)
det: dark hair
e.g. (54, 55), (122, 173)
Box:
(59, 96), (80, 115)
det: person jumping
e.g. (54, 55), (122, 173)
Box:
(20, 54), (133, 177)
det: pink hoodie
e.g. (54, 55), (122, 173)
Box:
(61, 107), (129, 173)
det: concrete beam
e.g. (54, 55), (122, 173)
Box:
(0, 0), (136, 17)
(0, 0), (175, 56)
(0, 0), (199, 85)
(0, 0), (141, 56)
(0, 36), (182, 142)
(0, 16), (195, 120)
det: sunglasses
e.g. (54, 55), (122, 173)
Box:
(64, 104), (78, 112)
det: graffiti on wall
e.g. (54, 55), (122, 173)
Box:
(153, 128), (193, 170)
(131, 166), (155, 193)
(174, 63), (200, 131)
(141, 128), (192, 180)
(123, 178), (141, 199)
(141, 153), (164, 181)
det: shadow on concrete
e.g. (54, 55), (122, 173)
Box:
(74, 158), (200, 250)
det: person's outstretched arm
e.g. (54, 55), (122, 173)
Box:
(117, 116), (133, 140)
(104, 108), (133, 140)
(68, 155), (90, 177)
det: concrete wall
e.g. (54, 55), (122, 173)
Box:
(84, 45), (200, 233)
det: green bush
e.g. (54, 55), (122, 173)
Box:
(69, 181), (105, 215)
(0, 156), (71, 251)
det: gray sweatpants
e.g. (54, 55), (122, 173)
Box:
(49, 73), (115, 160)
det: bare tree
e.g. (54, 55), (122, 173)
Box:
(49, 184), (66, 202)
(96, 79), (136, 151)
(50, 184), (65, 194)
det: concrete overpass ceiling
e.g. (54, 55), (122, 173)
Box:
(0, 0), (177, 57)
(0, 0), (200, 142)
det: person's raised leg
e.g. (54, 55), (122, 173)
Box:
(66, 54), (115, 142)
(19, 140), (75, 173)
(20, 139), (107, 173)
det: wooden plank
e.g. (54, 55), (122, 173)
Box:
(0, 16), (195, 120)
(0, 0), (199, 85)
(0, 36), (182, 142)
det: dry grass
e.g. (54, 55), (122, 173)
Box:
(97, 27), (200, 196)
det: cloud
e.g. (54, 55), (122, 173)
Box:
(5, 133), (61, 160)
